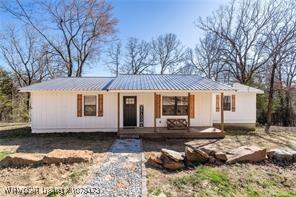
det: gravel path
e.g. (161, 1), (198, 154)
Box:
(79, 139), (144, 197)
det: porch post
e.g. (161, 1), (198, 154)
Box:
(154, 92), (156, 132)
(188, 92), (190, 131)
(117, 92), (120, 132)
(220, 92), (224, 132)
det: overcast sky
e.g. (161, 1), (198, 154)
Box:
(0, 0), (229, 76)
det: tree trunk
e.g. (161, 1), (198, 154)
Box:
(265, 63), (277, 132)
(284, 91), (291, 126)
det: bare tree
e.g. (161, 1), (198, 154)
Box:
(121, 38), (155, 74)
(151, 33), (185, 74)
(1, 0), (117, 77)
(0, 27), (49, 87)
(198, 0), (275, 84)
(0, 26), (53, 112)
(263, 0), (296, 131)
(186, 33), (225, 81)
(105, 41), (121, 76)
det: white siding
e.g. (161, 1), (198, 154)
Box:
(119, 92), (154, 127)
(30, 91), (214, 133)
(156, 92), (212, 127)
(212, 92), (257, 123)
(31, 91), (118, 133)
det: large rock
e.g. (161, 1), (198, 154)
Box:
(161, 155), (184, 170)
(146, 152), (163, 168)
(185, 146), (209, 163)
(161, 149), (184, 162)
(215, 152), (228, 162)
(161, 149), (184, 170)
(43, 149), (93, 164)
(267, 148), (296, 162)
(226, 145), (267, 164)
(0, 153), (43, 167)
(200, 146), (218, 156)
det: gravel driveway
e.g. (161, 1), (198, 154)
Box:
(79, 139), (145, 197)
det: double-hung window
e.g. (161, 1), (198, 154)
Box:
(223, 96), (231, 111)
(84, 96), (97, 116)
(162, 96), (188, 115)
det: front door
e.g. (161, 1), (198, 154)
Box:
(123, 96), (137, 127)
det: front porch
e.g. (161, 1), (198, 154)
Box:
(118, 126), (224, 139)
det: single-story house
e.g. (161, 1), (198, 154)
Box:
(20, 75), (263, 138)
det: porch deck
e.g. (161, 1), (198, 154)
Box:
(118, 127), (224, 139)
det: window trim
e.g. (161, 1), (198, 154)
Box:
(83, 95), (97, 117)
(223, 95), (231, 111)
(162, 96), (188, 116)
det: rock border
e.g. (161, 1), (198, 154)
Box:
(147, 144), (296, 171)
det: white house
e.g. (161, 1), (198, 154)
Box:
(20, 75), (263, 137)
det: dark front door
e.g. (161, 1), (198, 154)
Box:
(123, 96), (137, 127)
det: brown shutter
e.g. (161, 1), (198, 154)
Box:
(98, 94), (103, 116)
(231, 95), (236, 112)
(216, 95), (220, 112)
(154, 94), (161, 118)
(77, 94), (82, 117)
(189, 95), (195, 118)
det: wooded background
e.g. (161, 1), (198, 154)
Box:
(0, 0), (295, 131)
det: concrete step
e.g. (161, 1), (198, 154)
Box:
(118, 134), (140, 139)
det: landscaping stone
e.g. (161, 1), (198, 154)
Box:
(161, 154), (185, 170)
(267, 148), (296, 162)
(200, 146), (217, 156)
(185, 146), (209, 163)
(43, 149), (93, 164)
(161, 149), (184, 162)
(226, 145), (267, 164)
(147, 152), (163, 168)
(0, 153), (43, 167)
(215, 152), (228, 161)
(160, 149), (184, 170)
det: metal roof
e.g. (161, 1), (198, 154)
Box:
(107, 75), (235, 91)
(20, 75), (263, 92)
(19, 77), (114, 92)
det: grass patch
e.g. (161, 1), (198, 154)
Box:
(173, 166), (234, 195)
(151, 187), (161, 196)
(275, 191), (296, 197)
(68, 169), (88, 184)
(0, 151), (14, 161)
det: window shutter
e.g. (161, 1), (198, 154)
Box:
(77, 94), (82, 117)
(216, 95), (220, 112)
(154, 94), (161, 118)
(189, 95), (195, 118)
(98, 94), (103, 116)
(231, 95), (236, 112)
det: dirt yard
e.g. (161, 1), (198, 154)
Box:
(144, 127), (296, 197)
(0, 124), (115, 196)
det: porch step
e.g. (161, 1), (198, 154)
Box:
(118, 134), (140, 139)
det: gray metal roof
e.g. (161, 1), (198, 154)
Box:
(107, 75), (235, 91)
(19, 77), (114, 92)
(19, 75), (244, 92)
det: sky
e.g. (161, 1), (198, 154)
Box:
(0, 0), (229, 76)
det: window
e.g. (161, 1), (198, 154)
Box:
(125, 98), (135, 104)
(162, 96), (188, 115)
(223, 96), (231, 111)
(84, 96), (96, 116)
